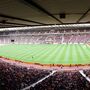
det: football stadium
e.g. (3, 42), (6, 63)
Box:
(0, 0), (90, 90)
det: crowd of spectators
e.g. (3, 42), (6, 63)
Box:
(0, 60), (90, 90)
(0, 29), (90, 44)
(0, 60), (50, 90)
(34, 71), (90, 90)
(84, 70), (90, 78)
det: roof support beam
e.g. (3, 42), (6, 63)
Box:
(0, 21), (33, 26)
(76, 8), (90, 23)
(0, 13), (46, 25)
(0, 24), (20, 28)
(24, 0), (63, 24)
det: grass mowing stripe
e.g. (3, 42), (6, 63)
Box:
(74, 44), (80, 64)
(79, 44), (90, 59)
(9, 45), (34, 59)
(31, 45), (53, 58)
(79, 44), (90, 63)
(6, 45), (36, 60)
(54, 44), (65, 64)
(63, 44), (71, 64)
(46, 45), (62, 64)
(13, 45), (48, 61)
(54, 44), (66, 64)
(0, 44), (48, 61)
(0, 45), (34, 60)
(55, 44), (68, 64)
(17, 45), (49, 61)
(75, 44), (85, 64)
(81, 44), (90, 55)
(31, 45), (51, 58)
(29, 45), (52, 63)
(77, 44), (88, 64)
(41, 45), (58, 64)
(72, 44), (78, 64)
(36, 45), (57, 64)
(67, 44), (73, 64)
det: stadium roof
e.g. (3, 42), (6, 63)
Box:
(0, 0), (90, 28)
(0, 23), (90, 31)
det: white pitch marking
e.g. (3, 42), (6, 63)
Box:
(79, 70), (90, 83)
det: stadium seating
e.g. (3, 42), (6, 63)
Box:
(0, 60), (90, 90)
(0, 29), (90, 44)
(0, 60), (50, 90)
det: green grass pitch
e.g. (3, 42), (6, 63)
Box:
(0, 44), (90, 65)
